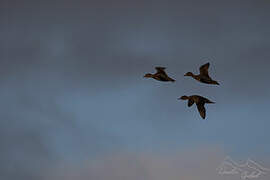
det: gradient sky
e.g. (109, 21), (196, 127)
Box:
(1, 0), (270, 179)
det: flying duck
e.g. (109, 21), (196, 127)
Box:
(178, 95), (215, 119)
(184, 62), (219, 85)
(144, 67), (175, 82)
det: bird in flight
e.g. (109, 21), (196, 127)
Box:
(178, 95), (215, 119)
(144, 67), (175, 82)
(184, 62), (219, 85)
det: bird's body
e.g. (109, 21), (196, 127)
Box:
(179, 95), (215, 119)
(144, 67), (175, 82)
(184, 62), (219, 85)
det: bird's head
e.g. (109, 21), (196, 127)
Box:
(178, 96), (189, 100)
(184, 72), (194, 77)
(144, 73), (153, 78)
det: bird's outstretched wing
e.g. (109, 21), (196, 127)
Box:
(196, 103), (206, 119)
(155, 67), (167, 75)
(199, 62), (210, 77)
(188, 99), (195, 107)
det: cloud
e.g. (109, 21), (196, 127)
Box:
(44, 148), (270, 180)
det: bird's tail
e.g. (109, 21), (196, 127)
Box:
(169, 77), (176, 82)
(207, 100), (215, 104)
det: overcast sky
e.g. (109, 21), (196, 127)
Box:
(1, 0), (270, 179)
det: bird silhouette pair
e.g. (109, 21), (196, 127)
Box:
(144, 62), (219, 119)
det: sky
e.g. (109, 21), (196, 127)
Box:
(1, 0), (270, 179)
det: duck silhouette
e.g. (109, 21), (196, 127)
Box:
(184, 62), (219, 85)
(178, 95), (215, 119)
(144, 67), (175, 82)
